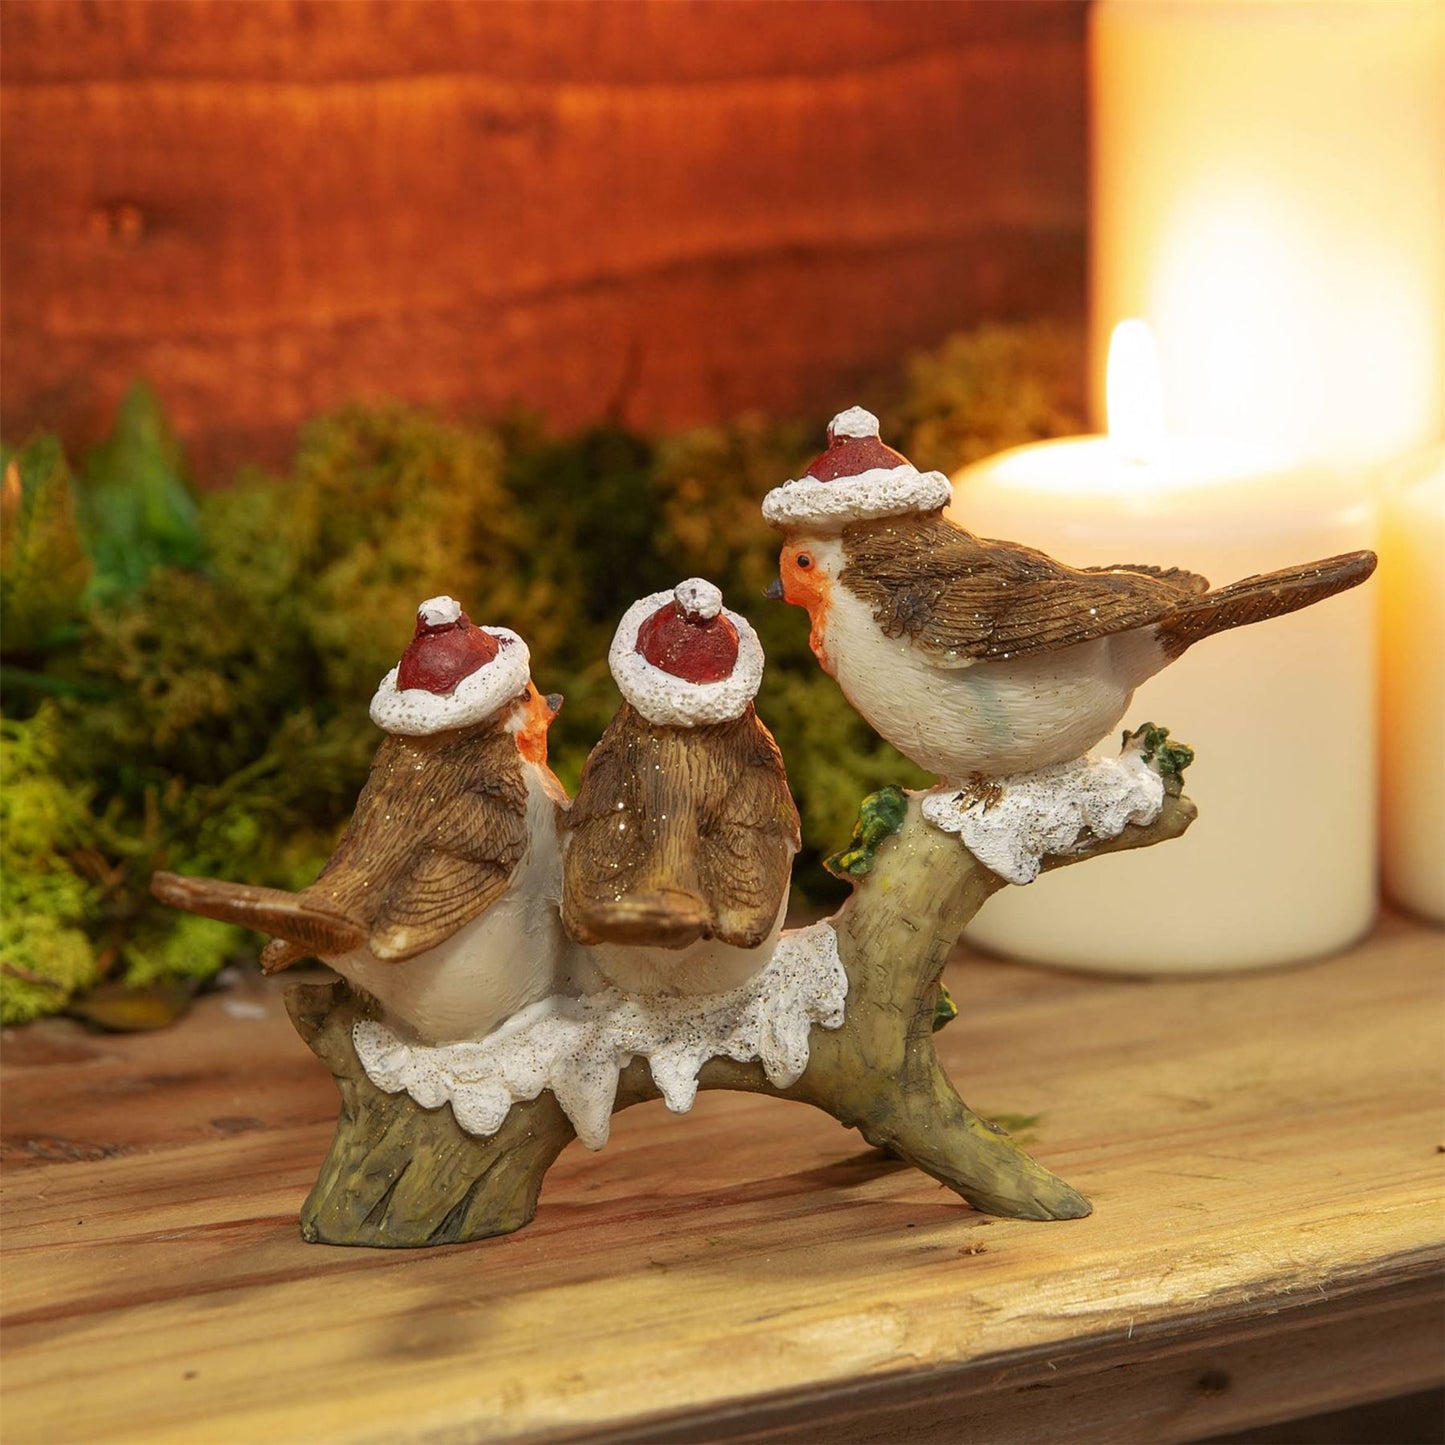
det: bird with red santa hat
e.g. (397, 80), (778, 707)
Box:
(562, 579), (800, 996)
(765, 406), (1375, 805)
(152, 596), (569, 1045)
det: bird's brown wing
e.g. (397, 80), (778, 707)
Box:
(840, 514), (1210, 664)
(305, 723), (530, 963)
(150, 723), (531, 971)
(695, 712), (800, 947)
(562, 705), (683, 947)
(1082, 562), (1209, 593)
(563, 705), (799, 951)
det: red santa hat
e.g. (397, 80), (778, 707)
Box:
(761, 406), (951, 532)
(369, 596), (531, 736)
(609, 579), (764, 727)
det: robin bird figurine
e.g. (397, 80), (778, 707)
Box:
(562, 579), (800, 996)
(151, 597), (569, 1045)
(763, 407), (1377, 795)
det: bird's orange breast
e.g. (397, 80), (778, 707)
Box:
(778, 549), (834, 668)
(514, 686), (557, 768)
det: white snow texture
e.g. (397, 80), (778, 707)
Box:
(352, 920), (847, 1150)
(760, 468), (953, 532)
(920, 747), (1165, 885)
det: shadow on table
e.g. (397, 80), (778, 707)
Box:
(1198, 1387), (1445, 1445)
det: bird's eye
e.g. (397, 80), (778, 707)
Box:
(796, 553), (813, 570)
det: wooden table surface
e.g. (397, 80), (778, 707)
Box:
(3, 915), (1441, 1444)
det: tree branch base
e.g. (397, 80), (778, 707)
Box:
(286, 776), (1196, 1248)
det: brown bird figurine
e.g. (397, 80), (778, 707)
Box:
(151, 597), (569, 1044)
(562, 579), (800, 995)
(764, 407), (1376, 793)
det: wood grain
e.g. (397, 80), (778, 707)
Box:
(0, 1), (1086, 480)
(2, 915), (1441, 1444)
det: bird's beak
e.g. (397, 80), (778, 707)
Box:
(545, 692), (564, 715)
(764, 576), (784, 601)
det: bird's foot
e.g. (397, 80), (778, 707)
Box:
(955, 773), (1005, 813)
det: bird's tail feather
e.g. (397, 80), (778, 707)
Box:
(1154, 550), (1376, 658)
(150, 872), (365, 967)
(567, 887), (710, 950)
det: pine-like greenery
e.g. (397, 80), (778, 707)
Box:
(0, 324), (1083, 1025)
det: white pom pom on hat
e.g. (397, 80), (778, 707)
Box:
(761, 405), (952, 532)
(610, 579), (764, 728)
(417, 596), (463, 628)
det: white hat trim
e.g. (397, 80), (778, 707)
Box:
(761, 465), (952, 532)
(609, 586), (764, 728)
(370, 626), (531, 737)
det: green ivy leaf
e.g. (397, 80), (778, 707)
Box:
(824, 784), (910, 879)
(932, 982), (959, 1032)
(1123, 721), (1195, 778)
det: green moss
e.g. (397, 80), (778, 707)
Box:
(888, 321), (1086, 475)
(297, 408), (520, 698)
(65, 565), (310, 784)
(0, 436), (91, 656)
(119, 913), (244, 992)
(1, 323), (1085, 1025)
(0, 914), (99, 1024)
(0, 708), (102, 1019)
(655, 413), (815, 607)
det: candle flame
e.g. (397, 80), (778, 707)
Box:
(1107, 320), (1167, 465)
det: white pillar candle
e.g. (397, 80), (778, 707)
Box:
(1090, 0), (1445, 470)
(1379, 446), (1445, 924)
(953, 326), (1377, 973)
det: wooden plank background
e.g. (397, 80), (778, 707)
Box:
(0, 0), (1087, 481)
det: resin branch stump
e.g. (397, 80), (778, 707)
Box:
(288, 774), (1197, 1248)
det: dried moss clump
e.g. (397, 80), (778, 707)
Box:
(1, 324), (1083, 1024)
(0, 707), (100, 1022)
(1, 437), (91, 654)
(2, 392), (552, 1024)
(886, 320), (1086, 474)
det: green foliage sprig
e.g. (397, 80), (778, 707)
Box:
(0, 326), (1083, 1025)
